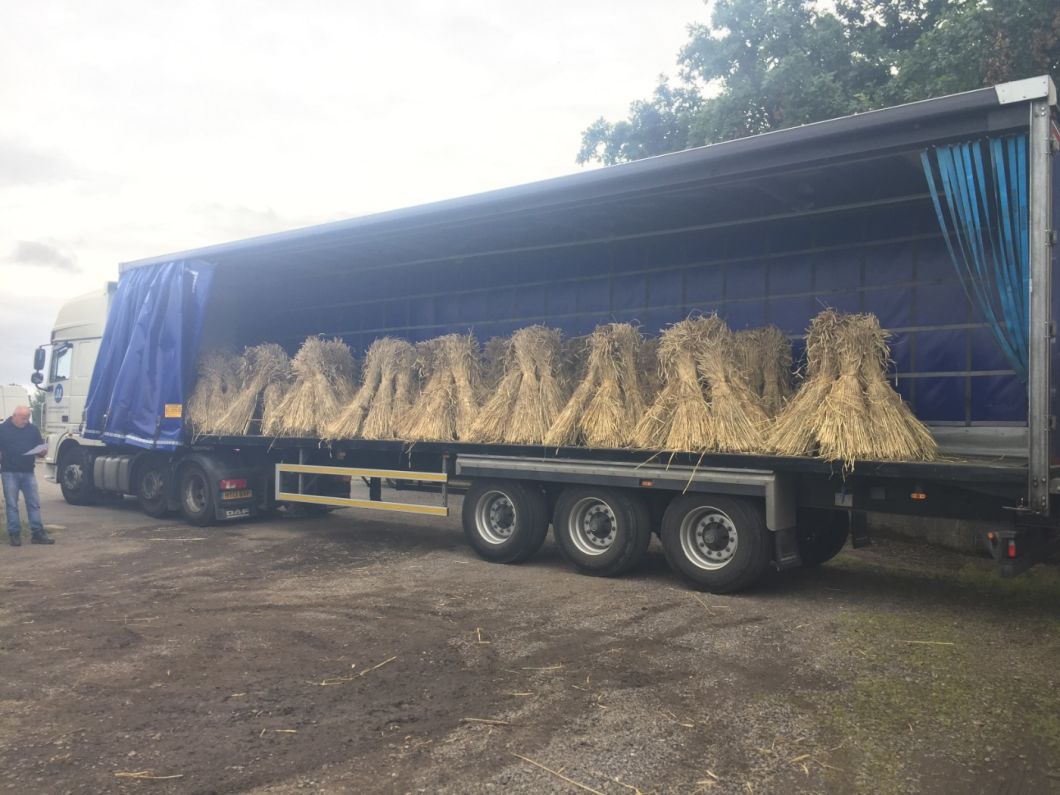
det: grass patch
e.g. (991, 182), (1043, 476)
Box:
(824, 608), (1060, 793)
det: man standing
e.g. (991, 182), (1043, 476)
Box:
(0, 405), (53, 546)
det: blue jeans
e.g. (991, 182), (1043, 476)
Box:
(2, 472), (44, 537)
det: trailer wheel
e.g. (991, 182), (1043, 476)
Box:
(58, 445), (99, 506)
(462, 480), (548, 563)
(796, 509), (849, 567)
(660, 494), (770, 593)
(136, 461), (170, 518)
(179, 463), (216, 527)
(552, 487), (651, 577)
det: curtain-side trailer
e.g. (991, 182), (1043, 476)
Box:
(37, 76), (1059, 592)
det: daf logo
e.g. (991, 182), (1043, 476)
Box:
(53, 383), (64, 403)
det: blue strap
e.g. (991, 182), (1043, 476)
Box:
(920, 134), (1029, 383)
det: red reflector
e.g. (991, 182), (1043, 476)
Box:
(220, 478), (248, 491)
(640, 479), (654, 488)
(1008, 540), (1017, 559)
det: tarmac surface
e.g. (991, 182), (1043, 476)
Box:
(1, 480), (1058, 794)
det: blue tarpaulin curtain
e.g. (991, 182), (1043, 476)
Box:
(921, 134), (1030, 383)
(84, 260), (215, 449)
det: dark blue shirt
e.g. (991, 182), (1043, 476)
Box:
(0, 418), (43, 473)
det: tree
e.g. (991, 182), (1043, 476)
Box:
(578, 0), (1060, 165)
(30, 389), (45, 427)
(577, 78), (701, 166)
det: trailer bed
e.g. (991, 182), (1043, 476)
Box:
(195, 434), (1032, 486)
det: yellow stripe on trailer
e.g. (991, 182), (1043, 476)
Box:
(278, 463), (448, 483)
(275, 461), (449, 517)
(275, 491), (449, 517)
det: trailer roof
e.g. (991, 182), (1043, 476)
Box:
(121, 75), (1056, 274)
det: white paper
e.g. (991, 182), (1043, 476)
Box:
(23, 443), (48, 456)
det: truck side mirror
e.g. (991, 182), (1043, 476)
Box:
(33, 347), (46, 372)
(30, 372), (44, 386)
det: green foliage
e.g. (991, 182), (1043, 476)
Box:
(29, 389), (45, 427)
(576, 78), (701, 166)
(579, 0), (1060, 164)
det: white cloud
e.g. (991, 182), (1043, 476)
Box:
(0, 0), (707, 383)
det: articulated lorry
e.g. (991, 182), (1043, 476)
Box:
(33, 76), (1059, 592)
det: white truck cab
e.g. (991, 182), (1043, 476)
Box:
(34, 283), (115, 481)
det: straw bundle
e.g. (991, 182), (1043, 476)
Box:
(544, 323), (648, 448)
(769, 310), (846, 456)
(734, 327), (793, 417)
(261, 337), (357, 437)
(399, 333), (483, 441)
(363, 340), (420, 439)
(633, 317), (716, 451)
(815, 316), (877, 466)
(770, 311), (937, 466)
(212, 344), (291, 436)
(326, 338), (418, 440)
(467, 326), (569, 444)
(696, 319), (771, 453)
(186, 351), (243, 437)
(482, 336), (509, 391)
(855, 315), (938, 462)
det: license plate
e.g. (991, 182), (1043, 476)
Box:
(222, 489), (254, 501)
(223, 507), (250, 519)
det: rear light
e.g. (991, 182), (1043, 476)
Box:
(219, 478), (248, 491)
(1008, 540), (1017, 559)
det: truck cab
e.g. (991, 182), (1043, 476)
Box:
(36, 283), (115, 481)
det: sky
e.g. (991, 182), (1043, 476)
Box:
(0, 0), (709, 389)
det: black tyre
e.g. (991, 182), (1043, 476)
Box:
(796, 509), (849, 567)
(179, 463), (216, 527)
(57, 445), (99, 506)
(552, 487), (651, 577)
(660, 494), (770, 593)
(136, 460), (171, 518)
(462, 480), (549, 563)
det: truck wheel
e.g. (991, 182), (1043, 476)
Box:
(179, 463), (216, 527)
(660, 494), (770, 593)
(136, 461), (171, 518)
(462, 480), (548, 563)
(552, 487), (651, 577)
(796, 509), (849, 567)
(58, 445), (99, 506)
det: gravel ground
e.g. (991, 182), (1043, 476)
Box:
(1, 480), (1058, 794)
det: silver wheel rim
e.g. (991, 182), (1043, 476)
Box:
(142, 470), (164, 502)
(475, 491), (517, 545)
(61, 463), (84, 490)
(567, 497), (617, 556)
(184, 473), (208, 515)
(679, 507), (737, 570)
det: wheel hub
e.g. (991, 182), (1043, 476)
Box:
(586, 509), (613, 539)
(679, 509), (739, 571)
(142, 471), (164, 501)
(488, 499), (514, 532)
(568, 499), (617, 556)
(475, 491), (517, 545)
(62, 464), (83, 490)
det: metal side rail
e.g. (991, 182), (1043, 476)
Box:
(455, 454), (796, 531)
(275, 462), (449, 517)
